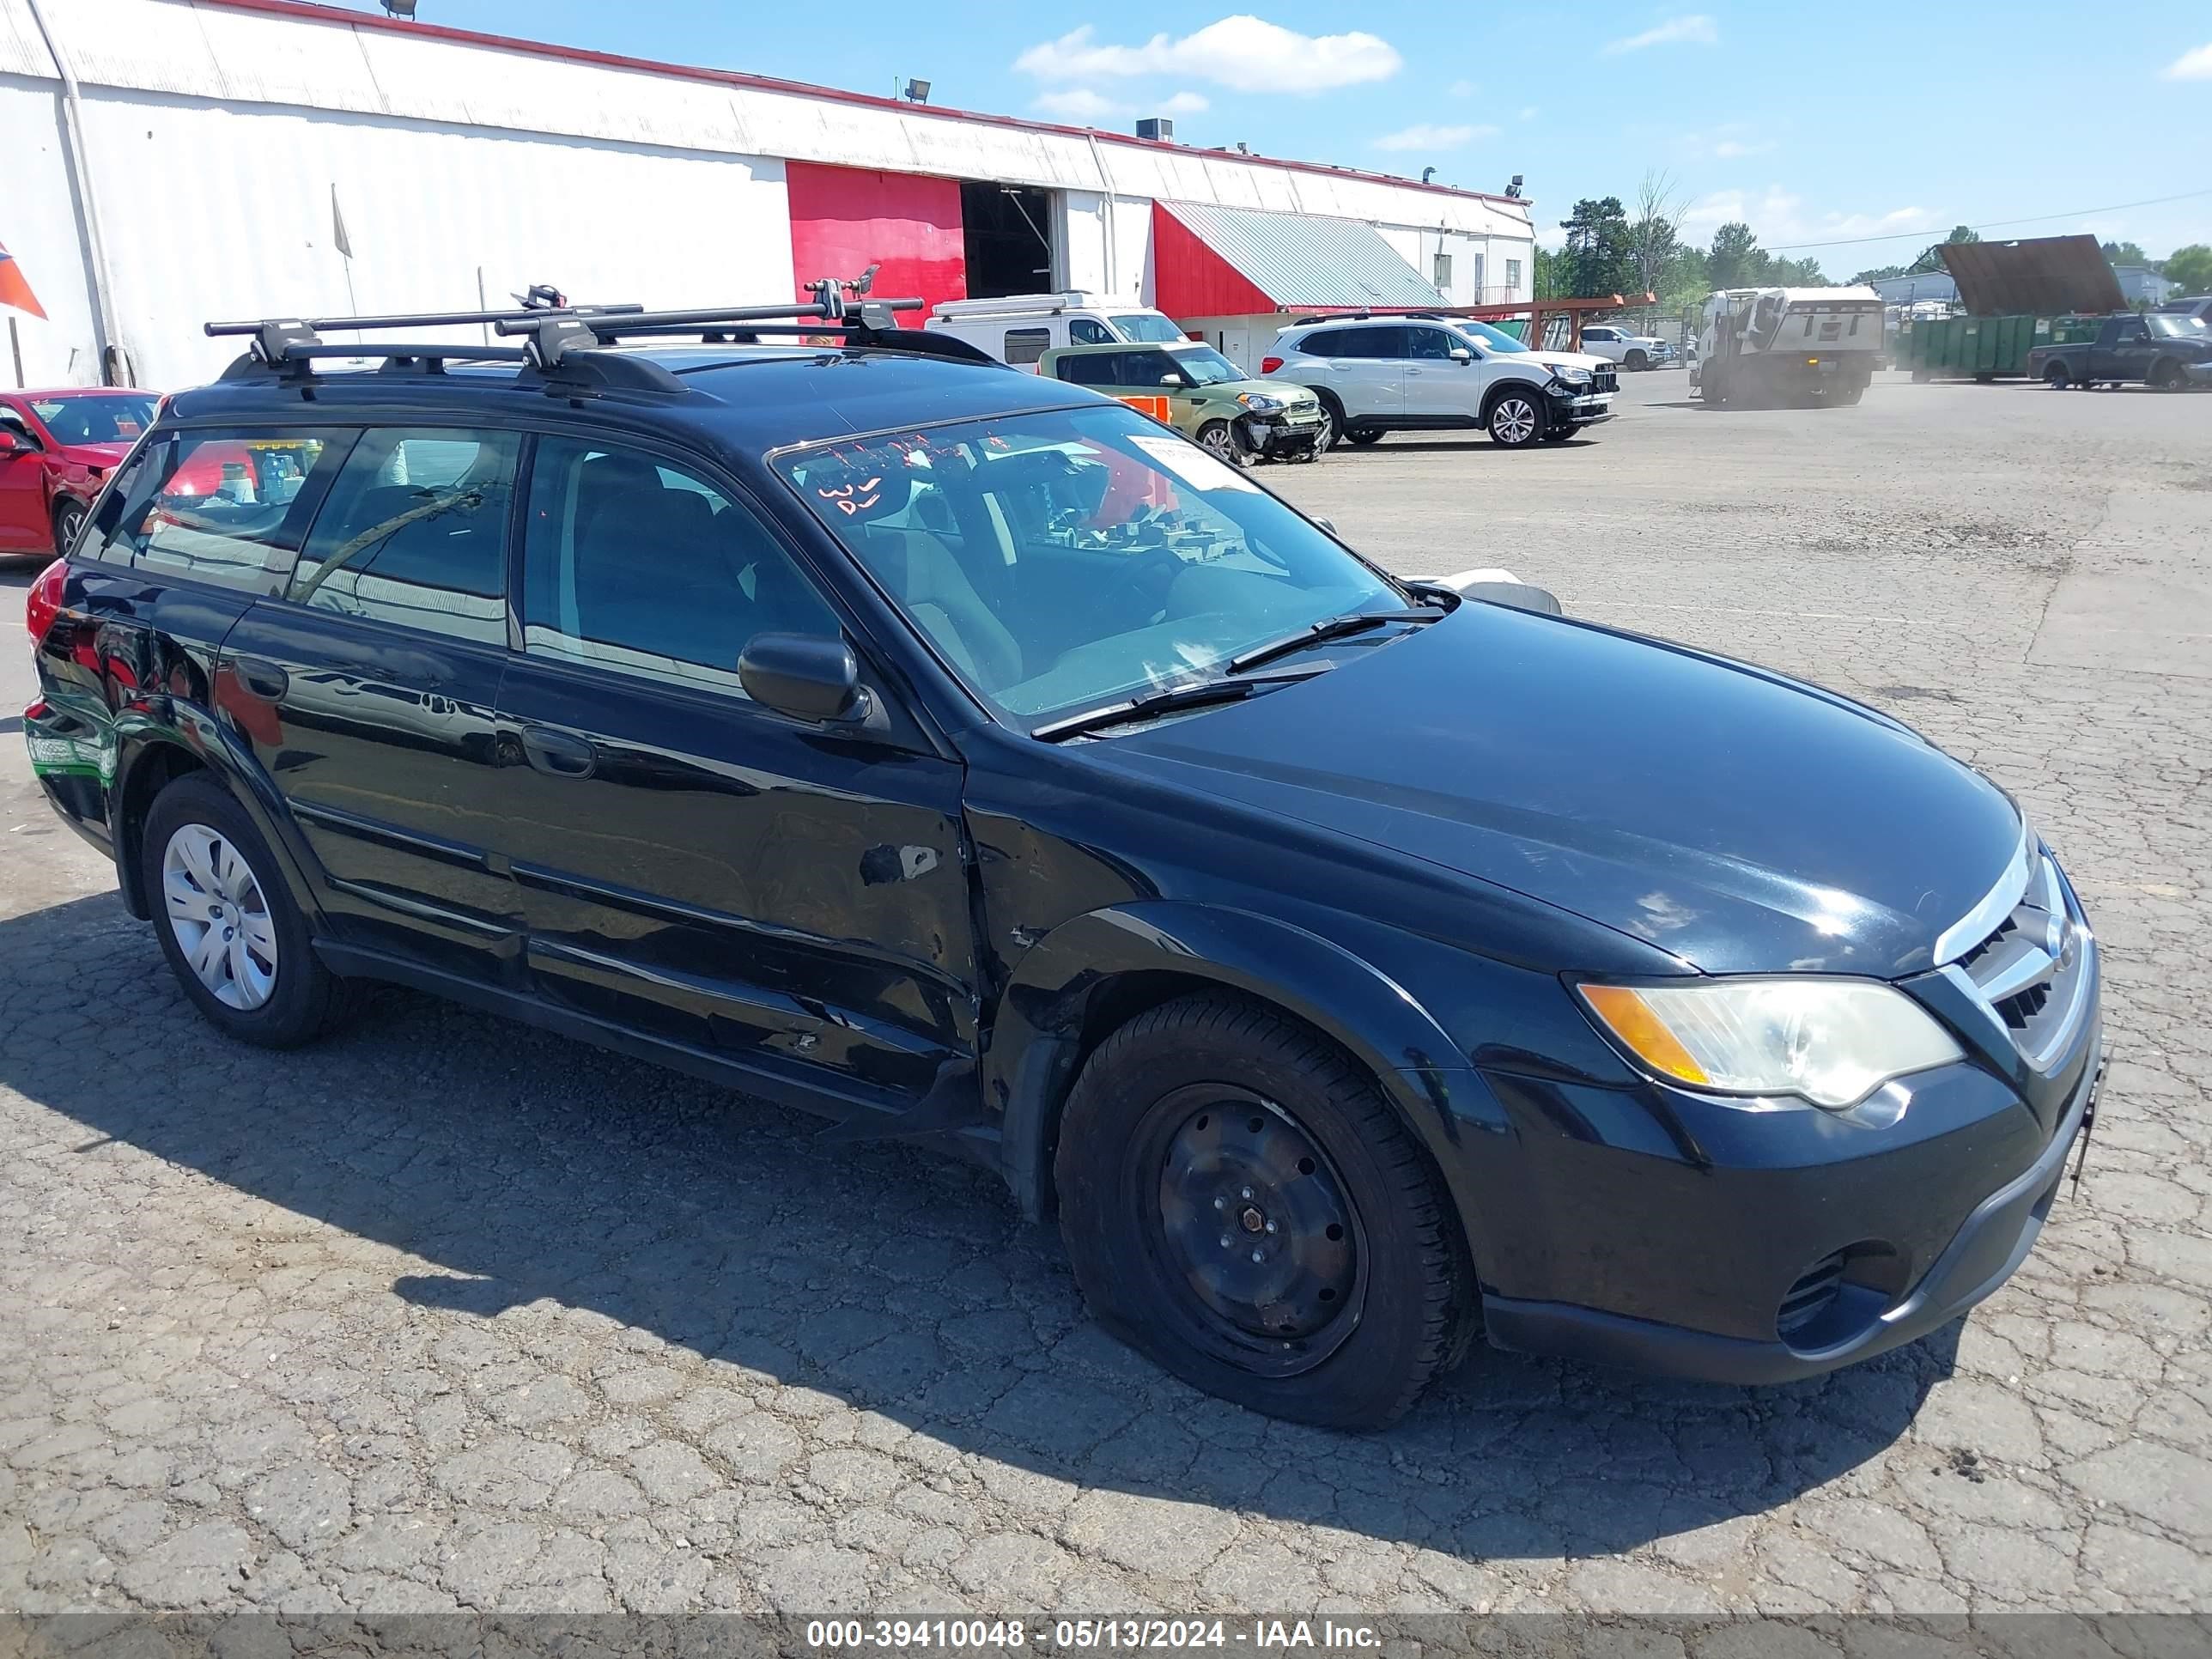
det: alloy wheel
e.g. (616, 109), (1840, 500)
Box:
(53, 500), (87, 556)
(162, 822), (278, 1010)
(1492, 397), (1539, 444)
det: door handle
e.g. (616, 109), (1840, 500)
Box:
(518, 725), (596, 779)
(231, 657), (289, 701)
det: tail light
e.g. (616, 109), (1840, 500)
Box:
(1260, 356), (1284, 374)
(26, 557), (67, 647)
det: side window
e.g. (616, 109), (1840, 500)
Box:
(1004, 327), (1052, 366)
(1584, 328), (1614, 343)
(1054, 352), (1117, 387)
(1068, 317), (1115, 345)
(1311, 328), (1373, 358)
(1370, 326), (1416, 359)
(286, 428), (519, 644)
(1406, 328), (1459, 360)
(521, 436), (839, 698)
(109, 430), (352, 592)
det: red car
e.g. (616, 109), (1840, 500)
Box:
(0, 387), (158, 558)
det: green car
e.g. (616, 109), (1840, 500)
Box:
(1038, 340), (1327, 464)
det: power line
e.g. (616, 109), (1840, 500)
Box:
(1760, 186), (2212, 253)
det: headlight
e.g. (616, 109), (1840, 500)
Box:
(1577, 979), (1962, 1109)
(1237, 392), (1286, 413)
(1547, 364), (1593, 385)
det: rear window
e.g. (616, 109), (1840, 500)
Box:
(88, 428), (353, 592)
(1004, 327), (1052, 366)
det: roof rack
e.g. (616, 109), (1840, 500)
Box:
(205, 279), (1002, 392)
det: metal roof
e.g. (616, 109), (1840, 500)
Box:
(1939, 235), (2125, 317)
(1157, 201), (1445, 311)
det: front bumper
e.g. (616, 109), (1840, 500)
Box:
(1481, 1044), (2100, 1382)
(1241, 410), (1327, 457)
(1547, 388), (1615, 426)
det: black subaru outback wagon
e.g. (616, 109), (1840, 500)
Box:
(23, 294), (2102, 1428)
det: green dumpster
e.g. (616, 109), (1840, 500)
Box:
(1894, 313), (2099, 381)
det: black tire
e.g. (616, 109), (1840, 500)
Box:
(141, 775), (355, 1048)
(1310, 391), (1346, 449)
(1486, 389), (1546, 447)
(1540, 428), (1574, 442)
(2150, 359), (2183, 391)
(2045, 363), (2071, 389)
(1838, 382), (1867, 406)
(1702, 376), (1729, 407)
(1345, 427), (1385, 447)
(1624, 349), (1648, 372)
(52, 497), (88, 556)
(1054, 993), (1475, 1430)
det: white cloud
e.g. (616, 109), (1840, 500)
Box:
(1675, 125), (1775, 161)
(1712, 138), (1771, 158)
(1603, 14), (1718, 54)
(1014, 17), (1402, 94)
(2163, 41), (2212, 79)
(1682, 186), (1935, 251)
(1448, 78), (1477, 98)
(1031, 86), (1208, 121)
(1371, 122), (1497, 152)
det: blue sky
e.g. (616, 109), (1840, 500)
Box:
(336, 3), (2212, 268)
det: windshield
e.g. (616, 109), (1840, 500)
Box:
(2147, 314), (2207, 338)
(775, 404), (1401, 726)
(27, 394), (157, 445)
(1172, 346), (1246, 386)
(1449, 319), (1533, 355)
(1112, 313), (1186, 343)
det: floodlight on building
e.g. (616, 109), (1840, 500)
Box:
(902, 79), (931, 104)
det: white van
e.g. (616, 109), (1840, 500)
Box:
(923, 294), (1185, 371)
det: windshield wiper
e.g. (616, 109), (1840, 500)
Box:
(1226, 607), (1442, 675)
(1030, 672), (1319, 743)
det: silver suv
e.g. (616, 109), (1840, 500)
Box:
(1261, 315), (1617, 451)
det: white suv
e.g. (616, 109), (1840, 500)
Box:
(1577, 325), (1676, 371)
(1261, 316), (1617, 450)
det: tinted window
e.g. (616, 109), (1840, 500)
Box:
(1004, 327), (1052, 365)
(1068, 317), (1115, 345)
(286, 428), (518, 643)
(1406, 328), (1462, 360)
(1054, 352), (1128, 386)
(1110, 313), (1185, 343)
(522, 436), (838, 698)
(104, 429), (351, 592)
(1307, 326), (1404, 359)
(27, 394), (158, 444)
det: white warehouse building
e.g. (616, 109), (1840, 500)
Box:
(1, 0), (1538, 389)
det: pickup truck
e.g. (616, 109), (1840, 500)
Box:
(1577, 324), (1675, 371)
(2027, 312), (2212, 390)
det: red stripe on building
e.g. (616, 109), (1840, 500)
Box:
(1149, 203), (1277, 318)
(784, 163), (967, 316)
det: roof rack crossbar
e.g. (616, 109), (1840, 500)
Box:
(284, 343), (531, 364)
(204, 302), (643, 338)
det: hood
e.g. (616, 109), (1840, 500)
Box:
(1086, 604), (2022, 976)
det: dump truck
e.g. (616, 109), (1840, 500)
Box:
(1692, 286), (1884, 407)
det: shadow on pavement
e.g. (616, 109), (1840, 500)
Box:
(0, 890), (1954, 1562)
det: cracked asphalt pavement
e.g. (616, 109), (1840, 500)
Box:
(3, 373), (2209, 1620)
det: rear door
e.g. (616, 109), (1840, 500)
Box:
(1302, 325), (1404, 420)
(216, 426), (526, 975)
(491, 432), (976, 1109)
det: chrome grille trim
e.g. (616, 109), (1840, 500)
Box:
(1934, 817), (2034, 968)
(1941, 843), (2094, 1075)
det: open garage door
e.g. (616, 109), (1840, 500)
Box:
(960, 182), (1055, 299)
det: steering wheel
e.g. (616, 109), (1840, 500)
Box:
(1104, 546), (1185, 623)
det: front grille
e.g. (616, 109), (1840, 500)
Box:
(1949, 850), (2093, 1072)
(1778, 1251), (1848, 1340)
(1592, 366), (1620, 393)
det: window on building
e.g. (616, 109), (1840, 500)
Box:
(1506, 258), (1523, 293)
(106, 429), (352, 592)
(1004, 327), (1052, 365)
(1432, 250), (1453, 289)
(286, 428), (518, 643)
(521, 436), (837, 697)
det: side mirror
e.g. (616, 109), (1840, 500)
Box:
(1159, 372), (1186, 386)
(0, 425), (34, 454)
(1436, 566), (1564, 615)
(738, 633), (861, 722)
(1449, 347), (1474, 362)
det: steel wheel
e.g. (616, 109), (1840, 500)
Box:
(1140, 1085), (1366, 1377)
(1490, 395), (1540, 446)
(162, 822), (278, 1011)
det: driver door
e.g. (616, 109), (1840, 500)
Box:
(1402, 325), (1480, 418)
(490, 432), (977, 1111)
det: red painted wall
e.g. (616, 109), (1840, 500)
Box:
(1150, 202), (1278, 319)
(786, 161), (967, 315)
